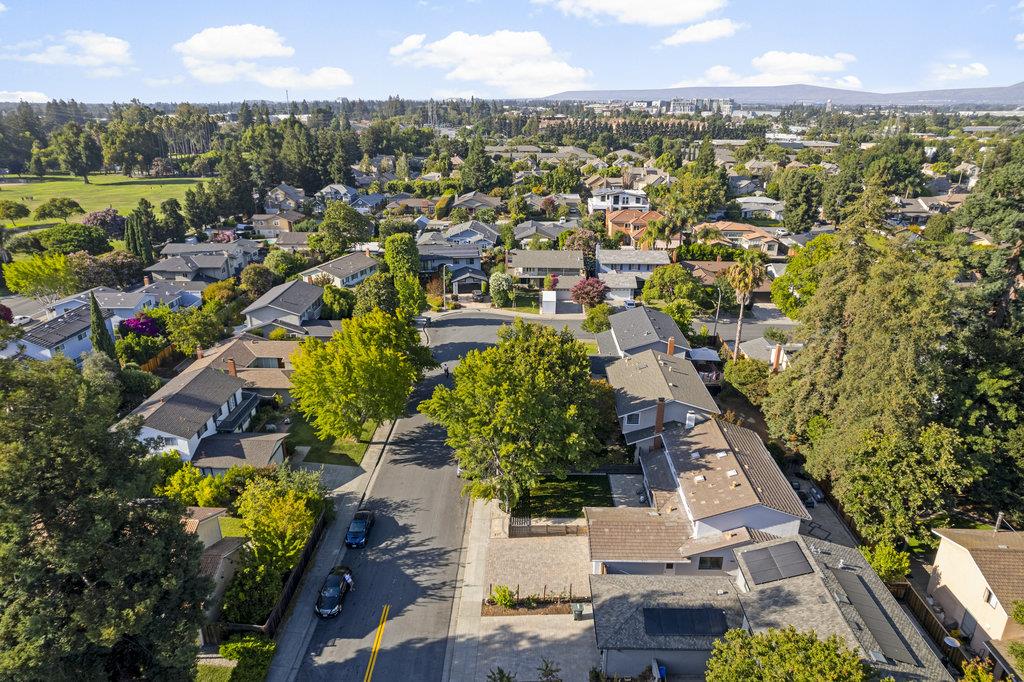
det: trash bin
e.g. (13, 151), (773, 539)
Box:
(570, 602), (584, 621)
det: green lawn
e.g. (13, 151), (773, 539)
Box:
(0, 174), (204, 229)
(196, 664), (234, 682)
(528, 474), (613, 518)
(501, 291), (539, 314)
(580, 339), (599, 355)
(219, 516), (246, 538)
(287, 412), (377, 467)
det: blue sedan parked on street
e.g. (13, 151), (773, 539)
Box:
(345, 510), (376, 548)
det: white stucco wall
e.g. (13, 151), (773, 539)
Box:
(693, 505), (801, 539)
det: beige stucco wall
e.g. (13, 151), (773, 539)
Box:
(927, 538), (1012, 650)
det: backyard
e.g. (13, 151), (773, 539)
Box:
(286, 411), (377, 467)
(527, 474), (613, 518)
(0, 174), (204, 230)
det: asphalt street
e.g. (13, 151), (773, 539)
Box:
(295, 311), (574, 681)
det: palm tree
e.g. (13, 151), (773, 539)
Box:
(724, 254), (767, 361)
(694, 224), (723, 244)
(638, 218), (670, 250)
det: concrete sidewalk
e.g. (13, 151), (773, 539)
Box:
(265, 420), (394, 682)
(429, 306), (586, 321)
(443, 499), (492, 682)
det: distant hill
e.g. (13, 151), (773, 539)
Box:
(544, 82), (1024, 107)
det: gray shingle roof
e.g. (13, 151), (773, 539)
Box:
(22, 306), (111, 348)
(596, 248), (671, 266)
(608, 306), (691, 354)
(599, 272), (640, 290)
(131, 367), (245, 438)
(444, 220), (499, 243)
(418, 243), (481, 258)
(276, 232), (311, 247)
(507, 249), (584, 270)
(191, 432), (288, 470)
(242, 280), (322, 316)
(513, 219), (577, 241)
(606, 350), (719, 416)
(302, 252), (377, 283)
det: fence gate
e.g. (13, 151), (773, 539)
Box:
(508, 495), (532, 538)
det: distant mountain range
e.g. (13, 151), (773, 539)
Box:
(544, 82), (1024, 107)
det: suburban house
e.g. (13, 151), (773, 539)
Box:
(128, 363), (287, 473)
(596, 248), (670, 280)
(194, 333), (300, 404)
(587, 188), (650, 215)
(241, 279), (324, 334)
(524, 193), (583, 216)
(604, 350), (719, 451)
(693, 221), (784, 257)
(727, 174), (762, 196)
(264, 183), (306, 213)
(443, 220), (500, 248)
(605, 209), (666, 246)
(184, 506), (246, 629)
(451, 191), (502, 214)
(449, 267), (489, 295)
(738, 337), (803, 371)
(145, 255), (230, 282)
(596, 306), (690, 359)
(50, 281), (203, 324)
(735, 196), (785, 221)
(0, 305), (114, 366)
(351, 193), (387, 215)
(622, 167), (674, 191)
(275, 231), (312, 253)
(419, 243), (482, 274)
(386, 196), (435, 215)
(505, 249), (585, 286)
(585, 174), (625, 192)
(599, 272), (642, 302)
(158, 240), (261, 277)
(315, 183), (359, 205)
(514, 218), (578, 246)
(926, 527), (1024, 679)
(299, 251), (379, 288)
(589, 536), (951, 681)
(252, 210), (305, 238)
(682, 259), (773, 301)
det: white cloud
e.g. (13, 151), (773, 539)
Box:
(531, 0), (725, 27)
(143, 75), (186, 87)
(674, 51), (861, 88)
(389, 30), (589, 97)
(662, 18), (744, 46)
(0, 3), (8, 13)
(0, 90), (49, 103)
(5, 30), (133, 77)
(1016, 32), (1024, 48)
(931, 62), (990, 81)
(172, 24), (352, 91)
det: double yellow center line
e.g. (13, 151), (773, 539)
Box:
(363, 604), (390, 682)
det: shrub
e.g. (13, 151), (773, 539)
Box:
(861, 543), (911, 583)
(121, 315), (162, 337)
(582, 303), (612, 333)
(222, 552), (283, 625)
(115, 332), (167, 365)
(490, 584), (516, 609)
(723, 357), (771, 406)
(267, 328), (292, 341)
(219, 634), (277, 682)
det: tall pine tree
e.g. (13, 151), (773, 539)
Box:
(88, 292), (116, 363)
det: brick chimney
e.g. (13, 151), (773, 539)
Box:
(654, 397), (666, 434)
(143, 275), (152, 286)
(771, 343), (783, 372)
(196, 345), (204, 360)
(227, 358), (237, 377)
(666, 336), (675, 356)
(364, 247), (371, 257)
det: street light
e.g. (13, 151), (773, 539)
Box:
(440, 263), (452, 311)
(711, 282), (724, 340)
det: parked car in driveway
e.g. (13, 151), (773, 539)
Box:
(315, 565), (353, 618)
(796, 490), (815, 509)
(471, 290), (486, 302)
(344, 510), (375, 548)
(808, 486), (825, 503)
(12, 315), (32, 326)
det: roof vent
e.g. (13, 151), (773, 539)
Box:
(716, 451), (728, 458)
(694, 475), (706, 483)
(716, 589), (726, 596)
(868, 651), (887, 664)
(998, 544), (1008, 549)
(727, 469), (738, 477)
(690, 451), (700, 460)
(834, 591), (851, 605)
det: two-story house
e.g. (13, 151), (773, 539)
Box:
(157, 240), (261, 277)
(50, 282), (203, 325)
(927, 527), (1024, 679)
(694, 221), (784, 257)
(252, 210), (305, 238)
(315, 183), (359, 206)
(0, 305), (114, 366)
(513, 218), (578, 247)
(264, 183), (306, 213)
(735, 196), (785, 221)
(596, 248), (670, 279)
(604, 209), (666, 247)
(419, 243), (482, 274)
(443, 220), (500, 248)
(242, 280), (324, 334)
(587, 188), (650, 215)
(505, 249), (585, 286)
(299, 251), (379, 289)
(194, 334), (300, 405)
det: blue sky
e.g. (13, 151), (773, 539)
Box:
(1, 0), (1023, 102)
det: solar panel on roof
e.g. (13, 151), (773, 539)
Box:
(743, 541), (813, 585)
(642, 608), (727, 637)
(832, 569), (917, 666)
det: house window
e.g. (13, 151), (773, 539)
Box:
(625, 413), (640, 425)
(698, 556), (724, 570)
(665, 563), (674, 570)
(983, 587), (999, 608)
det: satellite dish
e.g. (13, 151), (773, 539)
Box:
(943, 636), (961, 648)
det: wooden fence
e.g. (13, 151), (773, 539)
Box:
(204, 511), (327, 645)
(138, 345), (177, 373)
(888, 581), (969, 674)
(510, 523), (587, 538)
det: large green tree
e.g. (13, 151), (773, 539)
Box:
(780, 167), (824, 232)
(419, 319), (603, 509)
(88, 292), (116, 362)
(0, 200), (29, 227)
(0, 358), (209, 679)
(353, 271), (400, 317)
(769, 233), (839, 318)
(49, 122), (102, 183)
(383, 232), (420, 276)
(33, 197), (84, 224)
(705, 628), (869, 682)
(309, 202), (372, 259)
(3, 252), (78, 304)
(39, 223), (111, 255)
(290, 310), (432, 439)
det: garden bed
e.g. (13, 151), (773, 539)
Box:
(481, 601), (573, 617)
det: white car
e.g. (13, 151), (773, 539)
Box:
(623, 299), (638, 309)
(11, 315), (32, 327)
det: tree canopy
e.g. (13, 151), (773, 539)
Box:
(705, 628), (869, 682)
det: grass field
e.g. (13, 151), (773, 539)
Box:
(287, 412), (377, 467)
(196, 664), (234, 682)
(0, 174), (204, 230)
(528, 474), (613, 518)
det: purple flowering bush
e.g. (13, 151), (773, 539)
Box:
(121, 315), (161, 337)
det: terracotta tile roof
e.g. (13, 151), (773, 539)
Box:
(606, 209), (665, 228)
(183, 506), (226, 534)
(934, 528), (1024, 605)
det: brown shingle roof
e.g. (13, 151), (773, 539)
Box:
(934, 528), (1024, 606)
(586, 507), (692, 562)
(200, 536), (247, 577)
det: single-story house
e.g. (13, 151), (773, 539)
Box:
(450, 267), (489, 295)
(299, 252), (379, 288)
(191, 432), (288, 475)
(734, 196), (785, 221)
(514, 218), (578, 246)
(595, 306), (690, 359)
(738, 337), (803, 371)
(0, 305), (114, 366)
(444, 220), (500, 248)
(275, 231), (312, 253)
(242, 280), (324, 332)
(451, 191), (502, 214)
